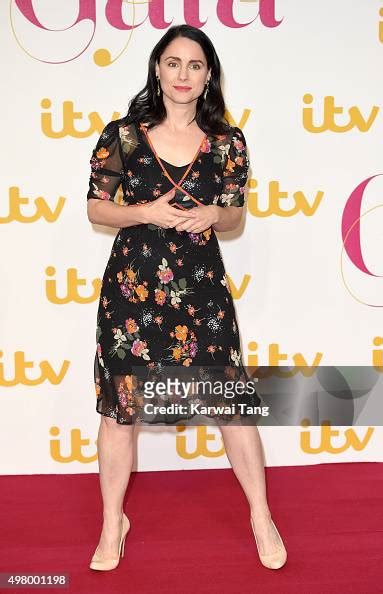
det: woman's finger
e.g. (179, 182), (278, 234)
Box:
(171, 207), (197, 217)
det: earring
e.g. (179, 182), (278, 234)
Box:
(156, 77), (161, 96)
(203, 79), (210, 100)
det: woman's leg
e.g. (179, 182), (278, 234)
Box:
(218, 423), (283, 555)
(94, 415), (135, 557)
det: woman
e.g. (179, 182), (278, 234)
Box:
(87, 24), (287, 571)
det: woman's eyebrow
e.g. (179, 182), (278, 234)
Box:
(164, 56), (204, 64)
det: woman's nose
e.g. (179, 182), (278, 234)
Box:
(178, 66), (189, 80)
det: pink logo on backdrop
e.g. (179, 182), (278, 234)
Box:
(12, 0), (283, 64)
(341, 174), (383, 307)
(341, 175), (383, 276)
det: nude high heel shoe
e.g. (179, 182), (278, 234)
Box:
(89, 512), (130, 571)
(250, 516), (287, 570)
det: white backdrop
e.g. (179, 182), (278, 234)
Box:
(1, 0), (383, 474)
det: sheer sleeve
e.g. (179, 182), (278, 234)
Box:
(218, 126), (250, 207)
(87, 120), (124, 202)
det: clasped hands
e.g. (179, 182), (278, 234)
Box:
(144, 187), (220, 233)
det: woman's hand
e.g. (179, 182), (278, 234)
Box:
(173, 204), (220, 233)
(142, 188), (193, 228)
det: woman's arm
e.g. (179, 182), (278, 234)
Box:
(173, 202), (243, 233)
(87, 199), (149, 228)
(88, 190), (193, 229)
(211, 205), (243, 232)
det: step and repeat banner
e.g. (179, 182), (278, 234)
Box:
(1, 1), (383, 474)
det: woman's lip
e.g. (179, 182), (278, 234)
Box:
(174, 86), (192, 91)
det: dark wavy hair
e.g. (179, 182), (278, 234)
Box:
(123, 24), (231, 137)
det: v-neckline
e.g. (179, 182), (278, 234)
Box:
(138, 120), (207, 173)
(137, 120), (209, 209)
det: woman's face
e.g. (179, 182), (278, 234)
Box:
(155, 36), (211, 105)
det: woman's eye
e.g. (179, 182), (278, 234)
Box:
(167, 62), (201, 69)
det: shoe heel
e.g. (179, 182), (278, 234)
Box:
(120, 513), (130, 558)
(120, 534), (126, 558)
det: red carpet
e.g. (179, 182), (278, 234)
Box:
(1, 462), (382, 593)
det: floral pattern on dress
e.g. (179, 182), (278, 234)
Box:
(87, 118), (260, 424)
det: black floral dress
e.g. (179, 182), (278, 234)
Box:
(87, 118), (261, 425)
